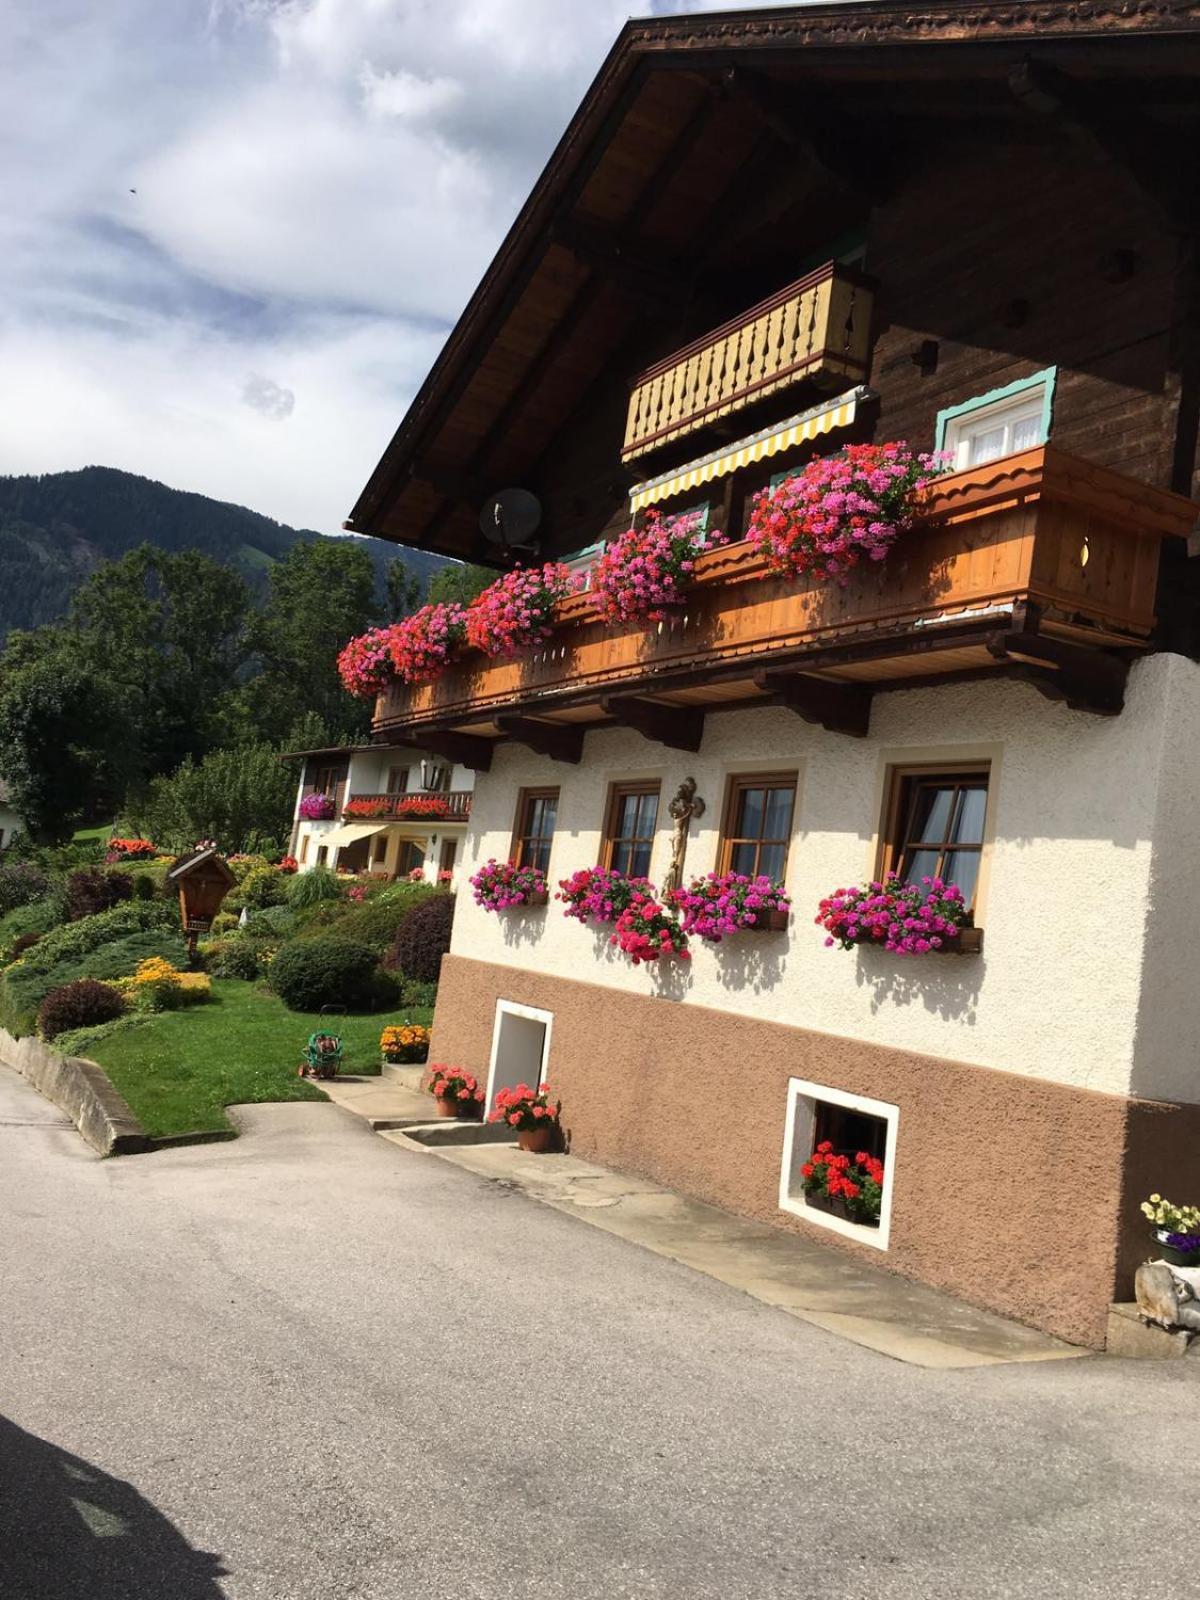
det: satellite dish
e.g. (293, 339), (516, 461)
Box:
(479, 487), (542, 553)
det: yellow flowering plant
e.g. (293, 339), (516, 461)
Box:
(1141, 1193), (1200, 1235)
(116, 958), (211, 1012)
(380, 1023), (431, 1064)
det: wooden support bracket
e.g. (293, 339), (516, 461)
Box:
(985, 632), (1129, 715)
(754, 671), (873, 737)
(601, 696), (705, 752)
(496, 715), (584, 764)
(394, 730), (494, 772)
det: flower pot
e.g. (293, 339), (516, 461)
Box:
(524, 890), (549, 907)
(1154, 1230), (1200, 1267)
(455, 1099), (483, 1122)
(517, 1123), (557, 1153)
(434, 1095), (459, 1118)
(746, 908), (789, 932)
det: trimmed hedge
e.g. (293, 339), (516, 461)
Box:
(0, 898), (64, 963)
(65, 868), (134, 922)
(386, 894), (455, 985)
(294, 882), (437, 952)
(204, 938), (262, 981)
(268, 936), (391, 1012)
(38, 979), (126, 1042)
(19, 899), (176, 974)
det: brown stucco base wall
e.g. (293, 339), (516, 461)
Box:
(431, 956), (1200, 1349)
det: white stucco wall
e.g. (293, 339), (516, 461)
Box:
(451, 653), (1200, 1103)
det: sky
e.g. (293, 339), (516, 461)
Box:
(0, 0), (775, 533)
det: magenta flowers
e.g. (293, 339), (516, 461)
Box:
(667, 871), (790, 942)
(469, 859), (548, 911)
(299, 793), (336, 821)
(815, 873), (968, 955)
(590, 506), (725, 625)
(336, 626), (397, 700)
(557, 865), (655, 926)
(465, 564), (574, 658)
(746, 441), (946, 585)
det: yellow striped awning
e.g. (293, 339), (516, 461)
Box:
(628, 388), (866, 514)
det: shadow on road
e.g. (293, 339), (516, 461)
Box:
(0, 1414), (228, 1598)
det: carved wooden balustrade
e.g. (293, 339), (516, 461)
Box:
(372, 448), (1197, 757)
(621, 261), (873, 462)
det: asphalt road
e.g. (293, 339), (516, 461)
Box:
(1, 1062), (1196, 1600)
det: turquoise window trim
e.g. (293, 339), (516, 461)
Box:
(561, 539), (605, 564)
(934, 366), (1058, 454)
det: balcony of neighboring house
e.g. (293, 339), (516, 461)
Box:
(621, 261), (874, 465)
(371, 445), (1197, 763)
(339, 790), (473, 822)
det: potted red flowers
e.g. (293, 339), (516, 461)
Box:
(611, 891), (690, 964)
(489, 1082), (562, 1153)
(428, 1066), (484, 1120)
(800, 1142), (884, 1226)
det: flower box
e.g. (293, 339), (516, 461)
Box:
(746, 908), (790, 933)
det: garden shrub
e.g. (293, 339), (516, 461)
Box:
(268, 935), (385, 1011)
(1, 930), (188, 1037)
(79, 931), (190, 982)
(0, 860), (49, 916)
(205, 938), (262, 981)
(0, 898), (63, 962)
(52, 1014), (147, 1057)
(129, 872), (159, 901)
(11, 931), (43, 958)
(286, 866), (343, 911)
(386, 894), (455, 984)
(231, 864), (288, 911)
(38, 979), (126, 1042)
(65, 868), (134, 922)
(243, 904), (297, 937)
(397, 977), (439, 1010)
(294, 881), (436, 951)
(209, 910), (239, 935)
(23, 900), (175, 973)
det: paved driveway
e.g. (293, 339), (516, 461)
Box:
(0, 1062), (1195, 1600)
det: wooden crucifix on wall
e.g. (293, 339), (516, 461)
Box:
(662, 777), (705, 896)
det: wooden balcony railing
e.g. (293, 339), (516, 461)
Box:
(372, 448), (1197, 745)
(622, 262), (873, 462)
(342, 791), (472, 821)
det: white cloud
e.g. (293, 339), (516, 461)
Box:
(0, 0), (778, 532)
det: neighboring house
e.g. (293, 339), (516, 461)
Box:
(0, 781), (22, 852)
(337, 6), (1200, 1348)
(284, 745), (474, 889)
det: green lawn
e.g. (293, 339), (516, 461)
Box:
(72, 822), (114, 842)
(87, 979), (431, 1140)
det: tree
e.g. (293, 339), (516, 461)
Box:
(128, 743), (297, 856)
(427, 562), (494, 608)
(385, 557), (423, 621)
(68, 545), (252, 774)
(248, 539), (379, 743)
(0, 655), (134, 842)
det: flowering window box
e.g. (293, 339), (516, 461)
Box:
(746, 907), (790, 933)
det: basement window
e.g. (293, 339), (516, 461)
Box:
(936, 368), (1056, 472)
(779, 1078), (899, 1251)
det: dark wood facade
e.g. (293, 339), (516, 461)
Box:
(347, 2), (1200, 748)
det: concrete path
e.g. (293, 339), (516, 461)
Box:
(323, 1067), (1083, 1368)
(3, 1060), (1197, 1600)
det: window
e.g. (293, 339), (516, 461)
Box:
(779, 1077), (899, 1252)
(316, 845), (328, 867)
(603, 782), (660, 879)
(312, 765), (341, 796)
(297, 834), (309, 865)
(439, 839), (458, 877)
(881, 765), (989, 912)
(719, 773), (797, 882)
(936, 368), (1056, 472)
(372, 833), (388, 864)
(512, 788), (559, 873)
(561, 540), (605, 588)
(386, 766), (409, 795)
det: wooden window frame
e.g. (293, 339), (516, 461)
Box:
(717, 771), (798, 881)
(510, 786), (560, 873)
(602, 781), (661, 878)
(877, 761), (991, 917)
(386, 766), (409, 795)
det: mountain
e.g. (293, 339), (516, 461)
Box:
(0, 466), (450, 638)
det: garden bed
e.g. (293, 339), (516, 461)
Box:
(83, 978), (432, 1139)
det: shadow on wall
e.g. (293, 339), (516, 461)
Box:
(0, 1414), (228, 1598)
(711, 933), (788, 997)
(500, 906), (551, 950)
(855, 949), (984, 1025)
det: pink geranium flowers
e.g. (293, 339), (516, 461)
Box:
(465, 564), (574, 657)
(336, 627), (398, 700)
(469, 859), (548, 911)
(557, 866), (653, 926)
(388, 602), (468, 684)
(815, 873), (968, 955)
(746, 441), (945, 584)
(611, 891), (690, 964)
(590, 506), (723, 625)
(668, 871), (790, 942)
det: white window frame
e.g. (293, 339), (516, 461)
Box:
(778, 1076), (899, 1252)
(936, 367), (1056, 473)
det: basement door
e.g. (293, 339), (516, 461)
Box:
(485, 1001), (553, 1116)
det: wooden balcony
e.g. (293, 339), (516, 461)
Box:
(372, 447), (1197, 765)
(343, 791), (472, 821)
(621, 262), (873, 463)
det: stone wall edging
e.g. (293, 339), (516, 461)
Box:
(0, 1027), (148, 1155)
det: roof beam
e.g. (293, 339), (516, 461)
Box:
(601, 695), (705, 751)
(550, 218), (679, 310)
(1008, 59), (1199, 229)
(392, 730), (495, 771)
(496, 715), (584, 764)
(755, 670), (873, 737)
(985, 631), (1129, 715)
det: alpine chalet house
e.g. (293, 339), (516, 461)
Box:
(285, 744), (474, 887)
(341, 3), (1200, 1348)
